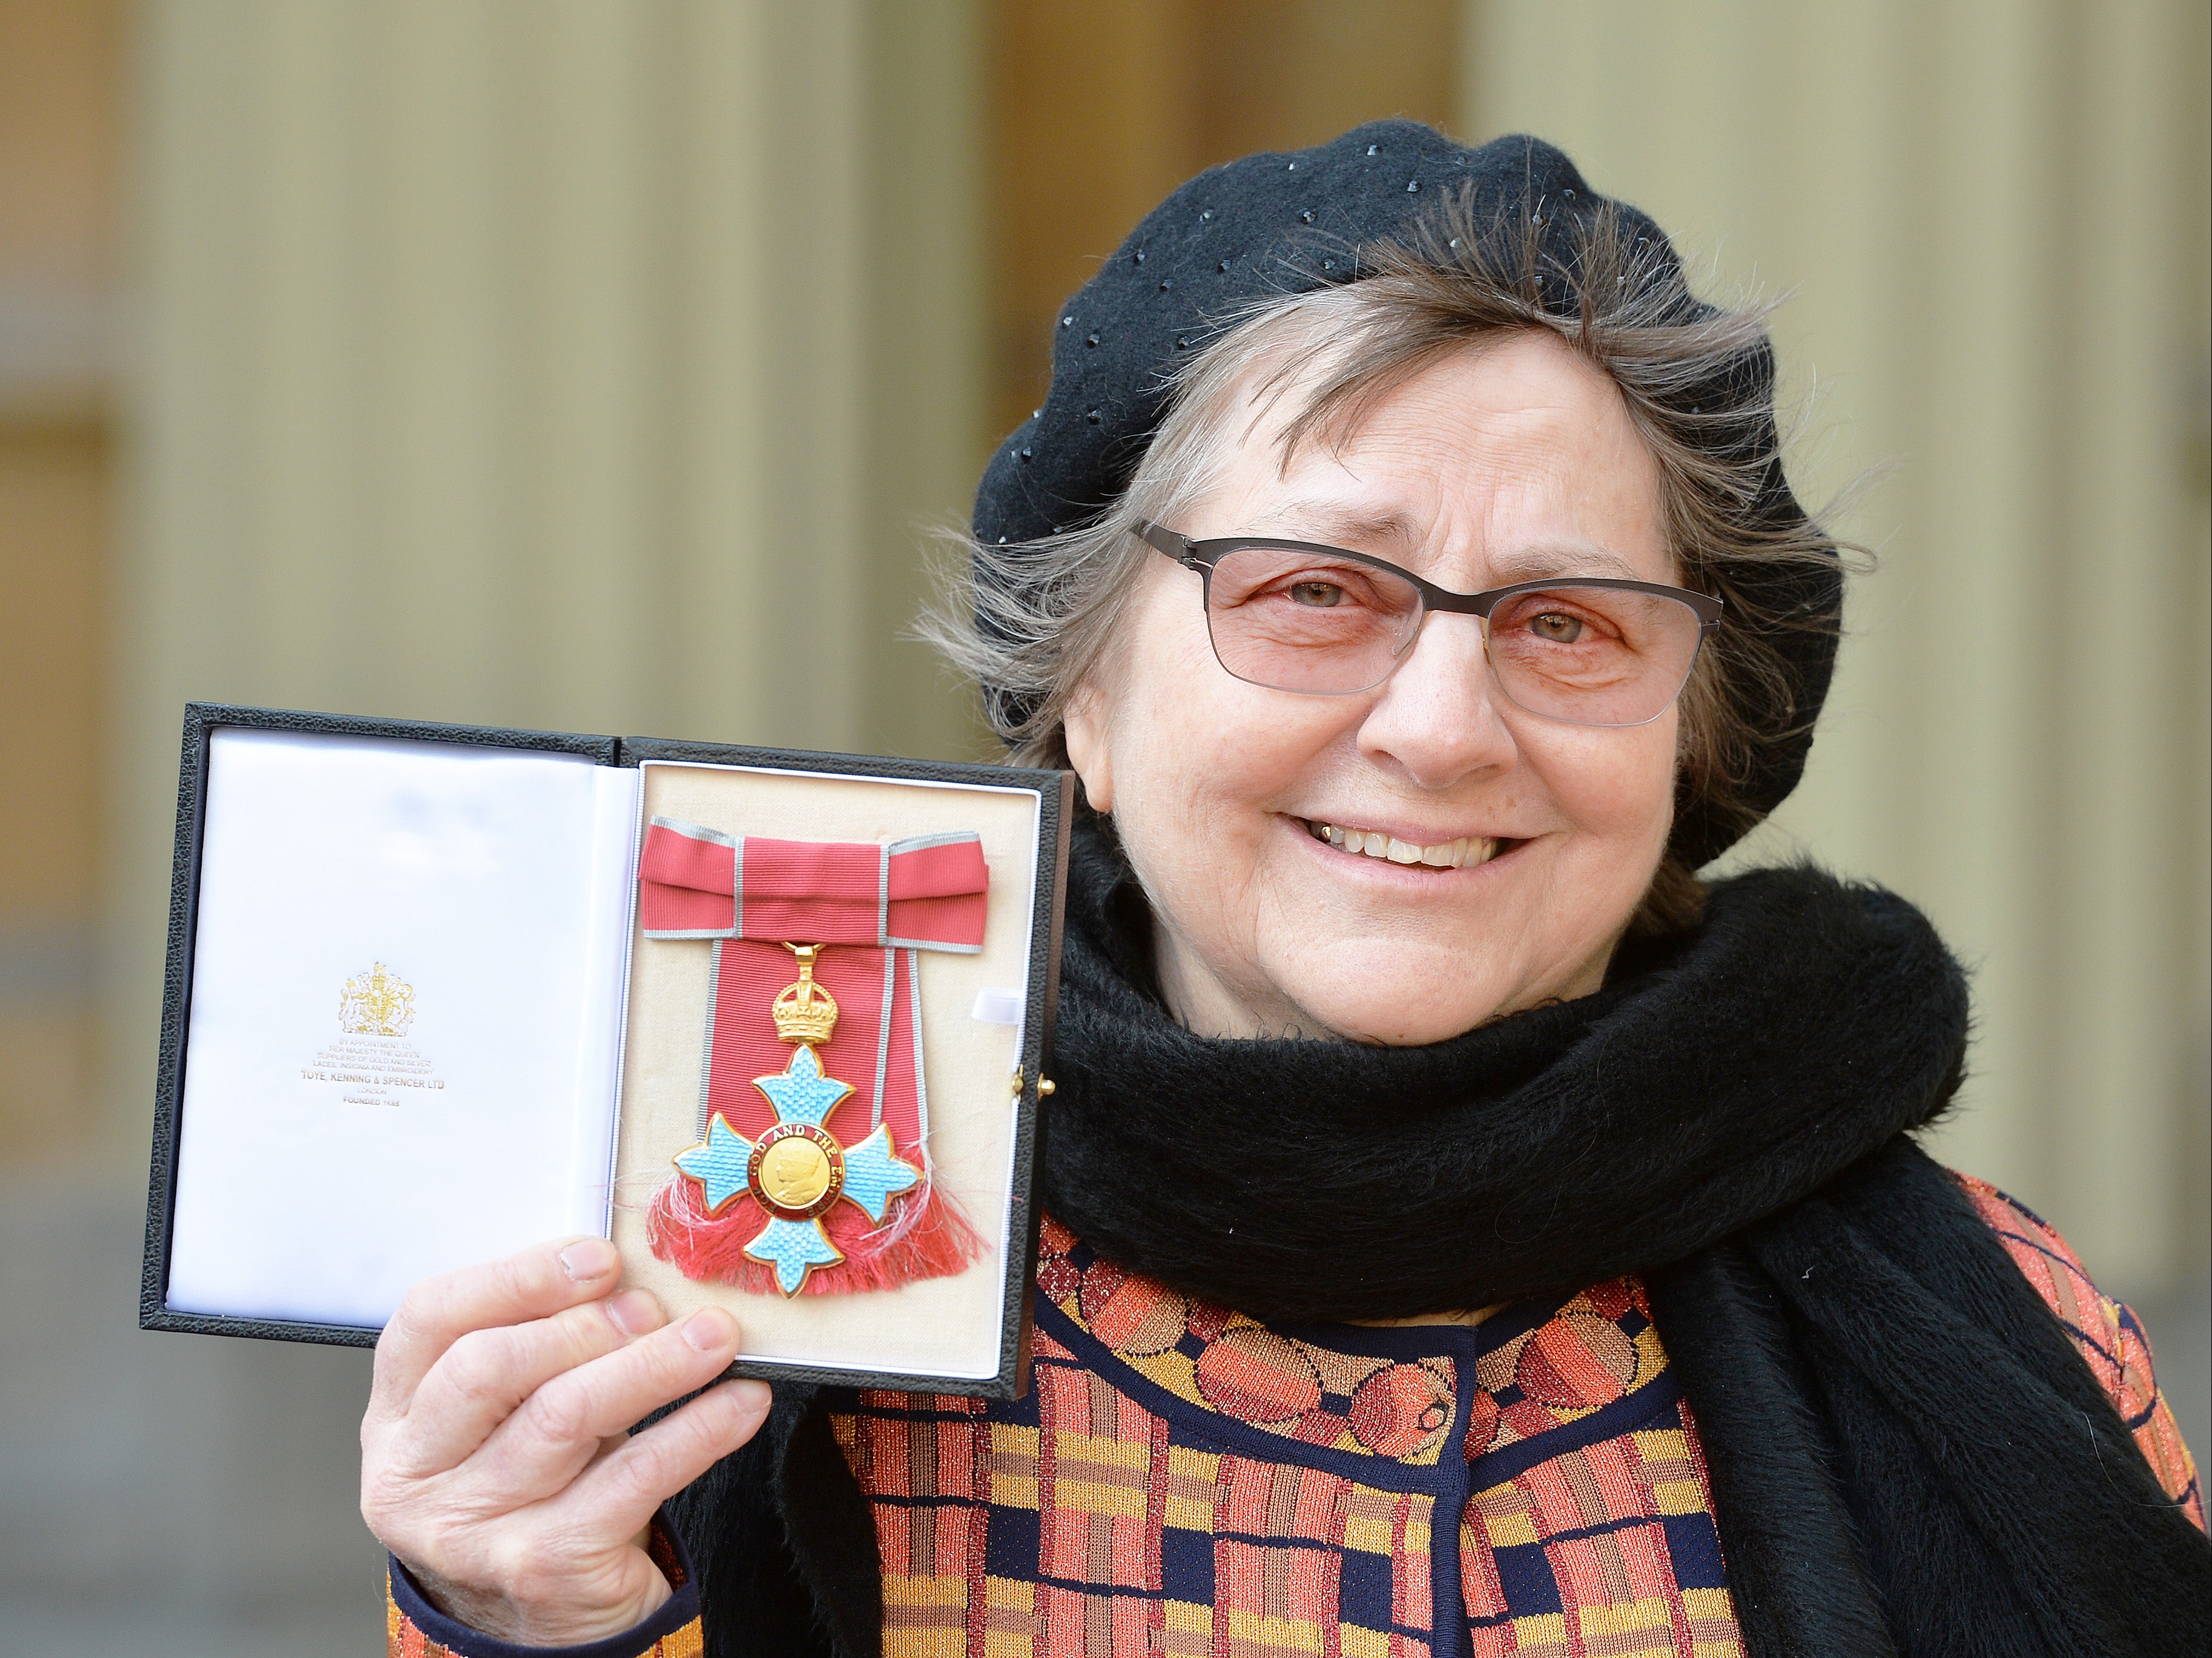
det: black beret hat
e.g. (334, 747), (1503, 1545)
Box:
(973, 121), (1839, 868)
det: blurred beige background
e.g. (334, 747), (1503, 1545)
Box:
(1, 1), (2203, 1648)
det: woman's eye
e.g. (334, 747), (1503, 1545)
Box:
(1528, 611), (1585, 642)
(1288, 581), (1346, 607)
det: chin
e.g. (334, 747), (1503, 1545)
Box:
(1275, 960), (1523, 1046)
(1335, 1009), (1497, 1046)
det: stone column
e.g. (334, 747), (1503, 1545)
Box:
(117, 0), (984, 1129)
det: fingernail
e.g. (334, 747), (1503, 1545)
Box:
(605, 1289), (661, 1337)
(559, 1238), (618, 1283)
(731, 1379), (772, 1414)
(682, 1308), (738, 1352)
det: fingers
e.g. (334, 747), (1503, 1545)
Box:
(370, 1237), (621, 1424)
(392, 1289), (668, 1477)
(561, 1378), (774, 1542)
(474, 1309), (747, 1503)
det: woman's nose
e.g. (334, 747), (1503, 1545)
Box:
(1355, 610), (1517, 788)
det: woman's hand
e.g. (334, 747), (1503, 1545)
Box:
(360, 1236), (771, 1643)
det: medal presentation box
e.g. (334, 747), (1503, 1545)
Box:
(141, 704), (1071, 1398)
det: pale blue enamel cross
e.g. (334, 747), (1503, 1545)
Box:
(673, 1045), (922, 1295)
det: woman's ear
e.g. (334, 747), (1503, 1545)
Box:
(1061, 683), (1115, 814)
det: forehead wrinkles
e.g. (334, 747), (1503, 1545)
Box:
(1242, 327), (1641, 485)
(1273, 388), (1615, 529)
(1219, 360), (1666, 587)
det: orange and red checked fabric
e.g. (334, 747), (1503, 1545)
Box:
(1459, 1413), (1739, 1658)
(385, 1521), (704, 1658)
(1957, 1174), (2203, 1526)
(832, 1197), (2198, 1658)
(837, 1218), (1726, 1657)
(838, 1330), (1444, 1657)
(386, 1181), (2199, 1658)
(384, 1597), (704, 1658)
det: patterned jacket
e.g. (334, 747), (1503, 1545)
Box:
(388, 1177), (2202, 1657)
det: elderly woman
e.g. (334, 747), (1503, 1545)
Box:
(365, 126), (2207, 1657)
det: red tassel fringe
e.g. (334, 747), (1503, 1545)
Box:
(646, 1173), (986, 1296)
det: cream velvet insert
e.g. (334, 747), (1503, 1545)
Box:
(612, 761), (1038, 1381)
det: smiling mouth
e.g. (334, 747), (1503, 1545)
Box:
(1301, 819), (1511, 870)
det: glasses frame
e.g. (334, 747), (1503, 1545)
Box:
(1134, 519), (1724, 727)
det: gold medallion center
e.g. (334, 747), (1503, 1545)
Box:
(756, 1133), (835, 1211)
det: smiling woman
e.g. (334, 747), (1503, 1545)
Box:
(1057, 330), (1695, 1042)
(368, 124), (2208, 1658)
(943, 204), (1839, 969)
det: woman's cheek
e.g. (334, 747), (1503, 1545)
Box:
(1130, 649), (1289, 813)
(1117, 696), (1295, 945)
(1544, 718), (1677, 848)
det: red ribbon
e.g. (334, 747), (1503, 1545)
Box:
(638, 816), (987, 1152)
(635, 817), (991, 1294)
(638, 822), (989, 949)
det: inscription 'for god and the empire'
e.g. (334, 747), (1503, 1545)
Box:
(301, 962), (446, 1106)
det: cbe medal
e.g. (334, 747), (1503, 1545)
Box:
(638, 819), (988, 1296)
(671, 945), (922, 1295)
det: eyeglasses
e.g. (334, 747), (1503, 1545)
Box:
(1135, 521), (1722, 728)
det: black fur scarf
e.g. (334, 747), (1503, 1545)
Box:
(675, 820), (2210, 1656)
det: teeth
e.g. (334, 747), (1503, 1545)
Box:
(1307, 822), (1501, 870)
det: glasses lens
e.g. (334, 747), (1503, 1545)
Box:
(1202, 544), (1422, 693)
(1482, 584), (1705, 725)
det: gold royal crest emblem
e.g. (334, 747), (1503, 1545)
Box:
(338, 962), (417, 1037)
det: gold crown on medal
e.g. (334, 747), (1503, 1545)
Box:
(771, 945), (839, 1045)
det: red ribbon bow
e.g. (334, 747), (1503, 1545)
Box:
(636, 816), (991, 1294)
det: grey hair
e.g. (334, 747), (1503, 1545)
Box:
(918, 317), (1290, 765)
(921, 192), (1846, 930)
